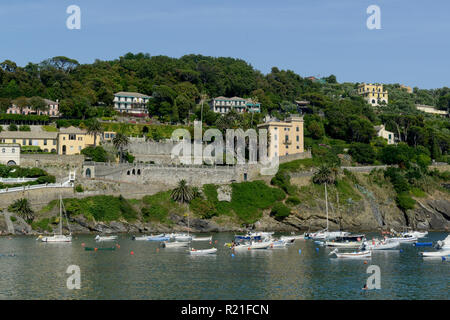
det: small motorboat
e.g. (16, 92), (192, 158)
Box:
(270, 240), (287, 248)
(420, 250), (450, 257)
(325, 234), (365, 248)
(174, 234), (192, 242)
(386, 235), (418, 243)
(189, 248), (217, 255)
(192, 236), (213, 242)
(362, 239), (400, 250)
(161, 241), (189, 248)
(435, 235), (450, 250)
(279, 236), (296, 244)
(132, 235), (149, 241)
(330, 249), (372, 259)
(147, 234), (170, 241)
(401, 230), (428, 239)
(95, 235), (118, 242)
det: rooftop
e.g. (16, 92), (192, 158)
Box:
(0, 131), (58, 139)
(114, 92), (151, 99)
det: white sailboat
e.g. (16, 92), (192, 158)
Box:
(39, 196), (72, 243)
(310, 183), (349, 241)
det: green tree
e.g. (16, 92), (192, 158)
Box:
(86, 118), (103, 147)
(170, 179), (194, 204)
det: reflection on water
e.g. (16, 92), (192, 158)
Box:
(0, 232), (448, 300)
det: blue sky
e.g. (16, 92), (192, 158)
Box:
(0, 0), (449, 89)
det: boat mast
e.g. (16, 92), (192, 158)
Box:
(59, 195), (63, 236)
(325, 182), (329, 231)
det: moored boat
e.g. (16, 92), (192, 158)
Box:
(330, 249), (372, 259)
(189, 248), (217, 255)
(132, 235), (149, 241)
(325, 234), (365, 248)
(85, 247), (116, 251)
(192, 236), (213, 242)
(39, 196), (72, 243)
(95, 235), (118, 242)
(362, 239), (400, 250)
(420, 250), (450, 257)
(161, 241), (189, 248)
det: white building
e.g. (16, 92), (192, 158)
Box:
(0, 144), (20, 166)
(113, 92), (152, 115)
(211, 97), (261, 114)
(416, 104), (448, 117)
(374, 125), (395, 145)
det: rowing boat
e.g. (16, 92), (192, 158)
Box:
(330, 249), (372, 259)
(189, 248), (217, 255)
(192, 236), (213, 242)
(95, 235), (118, 242)
(161, 241), (189, 248)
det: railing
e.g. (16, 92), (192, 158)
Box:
(0, 177), (38, 183)
(0, 182), (73, 194)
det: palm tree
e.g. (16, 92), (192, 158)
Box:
(86, 119), (103, 147)
(170, 179), (194, 204)
(112, 132), (129, 163)
(171, 180), (194, 236)
(8, 198), (34, 222)
(312, 164), (338, 185)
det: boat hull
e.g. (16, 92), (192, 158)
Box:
(189, 248), (217, 255)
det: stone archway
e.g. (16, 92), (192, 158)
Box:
(7, 160), (16, 166)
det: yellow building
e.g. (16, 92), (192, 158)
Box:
(257, 115), (304, 159)
(0, 131), (58, 153)
(58, 126), (99, 155)
(357, 83), (388, 106)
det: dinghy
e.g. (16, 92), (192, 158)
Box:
(330, 249), (372, 259)
(279, 236), (296, 244)
(189, 248), (217, 255)
(192, 236), (213, 242)
(95, 235), (118, 242)
(174, 234), (192, 242)
(161, 241), (189, 248)
(386, 235), (418, 243)
(325, 234), (365, 248)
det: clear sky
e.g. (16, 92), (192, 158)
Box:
(1, 0), (449, 89)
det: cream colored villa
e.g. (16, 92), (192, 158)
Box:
(58, 126), (99, 155)
(374, 124), (395, 145)
(357, 83), (388, 106)
(257, 115), (304, 159)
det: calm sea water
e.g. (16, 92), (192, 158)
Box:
(0, 232), (448, 300)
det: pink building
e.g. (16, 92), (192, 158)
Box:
(6, 99), (60, 117)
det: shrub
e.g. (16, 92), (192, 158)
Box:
(270, 202), (291, 220)
(396, 192), (416, 211)
(348, 142), (376, 164)
(286, 196), (301, 206)
(271, 171), (296, 195)
(8, 123), (18, 131)
(75, 184), (84, 193)
(230, 181), (285, 224)
(81, 146), (108, 162)
(19, 125), (31, 131)
(189, 198), (216, 219)
(141, 205), (168, 222)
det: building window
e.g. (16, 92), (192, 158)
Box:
(29, 139), (32, 146)
(44, 139), (47, 145)
(13, 139), (16, 143)
(296, 127), (299, 132)
(296, 136), (299, 142)
(12, 148), (15, 153)
(53, 140), (56, 145)
(23, 139), (26, 145)
(69, 134), (76, 140)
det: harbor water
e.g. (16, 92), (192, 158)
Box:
(0, 232), (448, 299)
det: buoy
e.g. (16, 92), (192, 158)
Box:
(298, 249), (301, 255)
(442, 256), (446, 261)
(231, 253), (235, 257)
(209, 241), (212, 244)
(156, 248), (159, 252)
(364, 261), (368, 264)
(316, 248), (319, 252)
(248, 247), (251, 250)
(116, 244), (120, 248)
(130, 251), (134, 255)
(400, 249), (403, 253)
(81, 243), (85, 247)
(94, 248), (98, 252)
